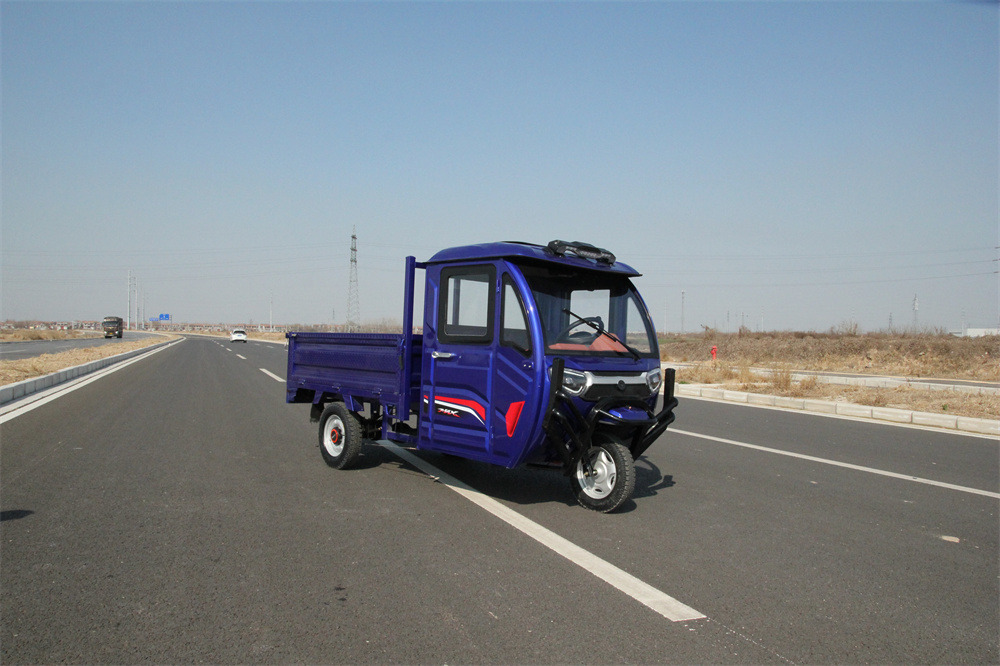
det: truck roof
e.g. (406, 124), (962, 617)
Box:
(425, 241), (641, 277)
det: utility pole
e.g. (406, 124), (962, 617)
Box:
(126, 270), (138, 331)
(133, 275), (139, 331)
(680, 290), (685, 335)
(127, 269), (131, 331)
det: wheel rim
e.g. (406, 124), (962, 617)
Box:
(323, 415), (345, 457)
(575, 448), (617, 499)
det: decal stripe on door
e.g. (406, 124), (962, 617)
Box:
(423, 395), (487, 425)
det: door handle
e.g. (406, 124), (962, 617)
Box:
(431, 351), (456, 359)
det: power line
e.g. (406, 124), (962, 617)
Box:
(647, 270), (996, 290)
(639, 259), (995, 277)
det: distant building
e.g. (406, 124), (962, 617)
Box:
(957, 328), (1000, 338)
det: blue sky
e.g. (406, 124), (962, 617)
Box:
(2, 1), (997, 332)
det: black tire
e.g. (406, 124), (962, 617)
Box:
(570, 438), (636, 513)
(317, 402), (362, 469)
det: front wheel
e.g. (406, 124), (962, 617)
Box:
(570, 439), (636, 513)
(318, 402), (362, 469)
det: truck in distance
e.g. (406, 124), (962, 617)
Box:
(285, 240), (677, 512)
(102, 316), (124, 339)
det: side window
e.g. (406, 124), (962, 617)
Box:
(625, 294), (654, 355)
(438, 265), (496, 344)
(501, 276), (531, 356)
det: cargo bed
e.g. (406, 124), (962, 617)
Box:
(285, 332), (423, 422)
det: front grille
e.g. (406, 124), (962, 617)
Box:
(581, 372), (650, 401)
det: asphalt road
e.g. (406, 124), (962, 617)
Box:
(0, 331), (161, 361)
(1, 336), (997, 664)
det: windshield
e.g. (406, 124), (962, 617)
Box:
(519, 264), (658, 358)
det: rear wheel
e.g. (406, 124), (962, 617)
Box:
(570, 438), (635, 513)
(318, 402), (362, 469)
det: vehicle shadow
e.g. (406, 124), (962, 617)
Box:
(359, 440), (676, 512)
(357, 441), (577, 508)
(0, 509), (34, 522)
(633, 456), (676, 500)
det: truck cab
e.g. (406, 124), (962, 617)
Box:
(102, 316), (124, 339)
(286, 240), (676, 512)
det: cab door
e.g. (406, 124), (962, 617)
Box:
(491, 271), (545, 467)
(420, 264), (497, 461)
(420, 263), (544, 467)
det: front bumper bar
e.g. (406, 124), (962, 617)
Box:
(541, 359), (678, 471)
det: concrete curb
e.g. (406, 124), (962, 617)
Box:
(675, 383), (999, 437)
(786, 371), (999, 396)
(0, 339), (175, 406)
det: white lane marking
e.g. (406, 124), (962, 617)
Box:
(236, 354), (247, 360)
(1, 340), (183, 424)
(260, 369), (284, 382)
(380, 440), (705, 622)
(670, 428), (1000, 500)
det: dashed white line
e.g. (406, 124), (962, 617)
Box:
(380, 440), (706, 623)
(236, 354), (247, 360)
(670, 428), (1000, 499)
(260, 369), (284, 382)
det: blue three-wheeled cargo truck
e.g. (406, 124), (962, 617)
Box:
(286, 240), (677, 512)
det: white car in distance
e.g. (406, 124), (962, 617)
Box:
(230, 329), (248, 343)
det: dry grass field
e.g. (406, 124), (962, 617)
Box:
(1, 329), (101, 342)
(0, 332), (177, 386)
(665, 331), (998, 421)
(662, 330), (998, 380)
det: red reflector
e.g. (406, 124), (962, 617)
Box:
(505, 401), (525, 437)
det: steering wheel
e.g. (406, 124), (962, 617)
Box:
(555, 316), (604, 344)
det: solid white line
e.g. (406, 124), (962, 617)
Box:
(380, 440), (706, 622)
(260, 368), (284, 382)
(670, 428), (1000, 500)
(1, 340), (182, 424)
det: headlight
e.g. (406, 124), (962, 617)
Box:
(645, 368), (662, 393)
(551, 367), (588, 396)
